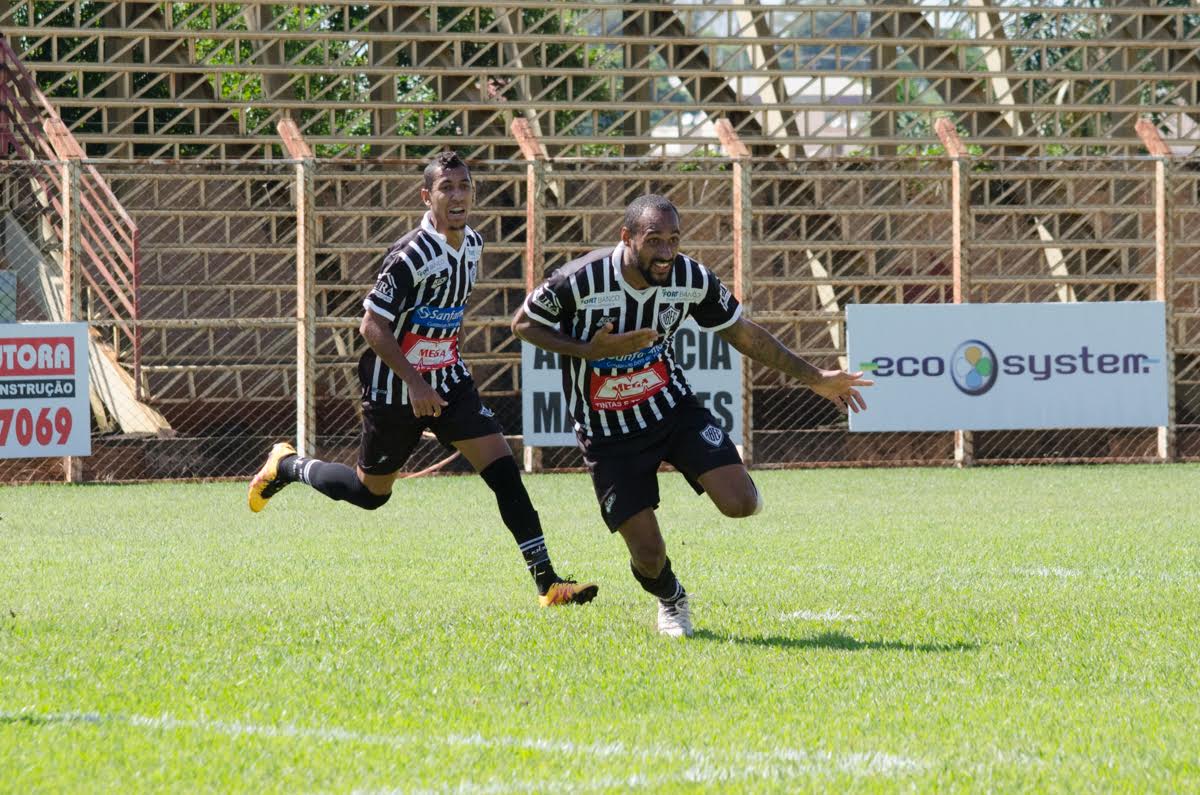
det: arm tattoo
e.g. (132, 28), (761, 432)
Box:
(719, 318), (821, 386)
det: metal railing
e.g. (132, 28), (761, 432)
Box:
(0, 39), (141, 404)
(0, 137), (1195, 481)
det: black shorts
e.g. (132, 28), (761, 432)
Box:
(357, 378), (504, 475)
(580, 397), (744, 532)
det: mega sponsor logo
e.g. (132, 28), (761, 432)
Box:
(412, 304), (465, 329)
(0, 337), (74, 376)
(589, 361), (669, 411)
(401, 334), (460, 371)
(590, 343), (664, 370)
(860, 338), (1160, 396)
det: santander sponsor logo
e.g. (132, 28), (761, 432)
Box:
(589, 361), (669, 410)
(0, 337), (74, 376)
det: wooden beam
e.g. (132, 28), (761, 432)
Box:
(276, 117), (314, 159)
(1135, 118), (1171, 156)
(511, 117), (547, 161)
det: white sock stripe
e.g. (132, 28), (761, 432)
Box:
(301, 459), (317, 485)
(518, 536), (546, 551)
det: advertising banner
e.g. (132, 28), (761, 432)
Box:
(0, 323), (91, 457)
(522, 317), (742, 446)
(847, 302), (1167, 432)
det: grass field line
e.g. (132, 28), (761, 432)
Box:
(2, 709), (926, 784)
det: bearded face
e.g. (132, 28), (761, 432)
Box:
(622, 207), (680, 286)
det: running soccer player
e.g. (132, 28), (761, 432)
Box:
(248, 151), (598, 608)
(512, 194), (871, 635)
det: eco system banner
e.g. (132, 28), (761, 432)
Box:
(522, 317), (742, 446)
(847, 302), (1167, 432)
(0, 322), (91, 457)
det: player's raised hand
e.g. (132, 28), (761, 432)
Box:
(809, 369), (873, 414)
(587, 323), (659, 358)
(407, 379), (449, 417)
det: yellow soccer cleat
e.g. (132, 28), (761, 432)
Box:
(539, 579), (600, 607)
(247, 442), (297, 513)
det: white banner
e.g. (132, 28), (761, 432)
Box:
(847, 302), (1168, 432)
(522, 317), (742, 446)
(0, 322), (91, 457)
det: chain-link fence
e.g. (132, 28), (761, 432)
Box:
(0, 154), (1192, 482)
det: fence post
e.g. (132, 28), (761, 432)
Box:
(936, 119), (974, 468)
(61, 156), (83, 482)
(277, 118), (317, 456)
(1137, 119), (1175, 462)
(715, 119), (754, 466)
(512, 118), (548, 473)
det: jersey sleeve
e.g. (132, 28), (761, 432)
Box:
(362, 243), (419, 321)
(522, 268), (577, 329)
(690, 268), (742, 331)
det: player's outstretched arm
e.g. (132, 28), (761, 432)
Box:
(511, 307), (658, 360)
(716, 316), (872, 414)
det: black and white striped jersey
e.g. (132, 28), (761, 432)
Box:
(358, 212), (483, 407)
(523, 242), (741, 440)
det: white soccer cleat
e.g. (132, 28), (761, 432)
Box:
(657, 596), (694, 638)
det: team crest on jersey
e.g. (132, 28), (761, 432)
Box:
(718, 284), (733, 311)
(372, 272), (396, 302)
(700, 424), (725, 447)
(658, 306), (680, 329)
(532, 285), (561, 315)
(429, 275), (448, 290)
(479, 405), (494, 418)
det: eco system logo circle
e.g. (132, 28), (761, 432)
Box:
(950, 339), (997, 396)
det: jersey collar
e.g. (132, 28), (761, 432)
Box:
(421, 211), (473, 260)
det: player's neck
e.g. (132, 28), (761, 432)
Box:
(621, 249), (651, 290)
(429, 215), (466, 250)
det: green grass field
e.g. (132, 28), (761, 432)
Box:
(2, 465), (1199, 793)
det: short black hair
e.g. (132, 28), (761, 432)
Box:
(623, 194), (678, 234)
(424, 150), (471, 189)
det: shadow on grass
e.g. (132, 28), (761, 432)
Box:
(692, 629), (979, 653)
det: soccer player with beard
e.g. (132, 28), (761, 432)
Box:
(248, 151), (599, 607)
(512, 194), (872, 635)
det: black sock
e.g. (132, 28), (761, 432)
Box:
(631, 557), (686, 603)
(479, 456), (558, 594)
(280, 456), (390, 510)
